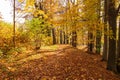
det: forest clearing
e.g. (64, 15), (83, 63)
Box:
(0, 0), (120, 80)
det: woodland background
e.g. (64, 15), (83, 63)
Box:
(0, 0), (120, 79)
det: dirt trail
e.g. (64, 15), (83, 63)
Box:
(0, 45), (120, 80)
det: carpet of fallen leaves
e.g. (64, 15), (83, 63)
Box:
(0, 45), (120, 80)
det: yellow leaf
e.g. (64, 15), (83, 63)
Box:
(18, 0), (24, 2)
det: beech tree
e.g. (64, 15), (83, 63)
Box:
(107, 0), (120, 72)
(102, 0), (108, 61)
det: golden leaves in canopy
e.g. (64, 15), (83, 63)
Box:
(25, 0), (35, 8)
(33, 9), (48, 19)
(18, 0), (48, 19)
(18, 0), (24, 3)
(18, 0), (35, 12)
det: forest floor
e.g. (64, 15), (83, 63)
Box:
(0, 45), (120, 80)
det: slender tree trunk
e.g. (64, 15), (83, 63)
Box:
(13, 0), (16, 48)
(65, 26), (69, 44)
(117, 18), (120, 72)
(96, 0), (102, 54)
(96, 32), (101, 54)
(63, 31), (66, 44)
(103, 32), (108, 60)
(88, 32), (94, 53)
(107, 0), (117, 72)
(72, 31), (77, 47)
(60, 30), (63, 44)
(102, 0), (108, 61)
(65, 34), (69, 44)
(52, 28), (56, 44)
(118, 18), (120, 60)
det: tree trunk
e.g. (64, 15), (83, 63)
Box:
(52, 28), (56, 44)
(96, 32), (101, 54)
(63, 31), (66, 44)
(65, 26), (69, 44)
(117, 18), (120, 73)
(102, 0), (108, 61)
(13, 0), (16, 48)
(72, 31), (77, 47)
(88, 32), (94, 53)
(60, 30), (63, 44)
(103, 33), (108, 61)
(118, 18), (120, 60)
(65, 34), (69, 44)
(107, 0), (117, 72)
(96, 23), (102, 54)
(96, 0), (102, 54)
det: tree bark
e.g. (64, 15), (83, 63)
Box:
(65, 26), (69, 44)
(72, 31), (77, 47)
(96, 32), (101, 54)
(107, 0), (117, 72)
(96, 0), (102, 54)
(52, 28), (56, 44)
(65, 34), (69, 44)
(88, 32), (94, 53)
(60, 30), (63, 44)
(102, 0), (108, 61)
(103, 32), (108, 61)
(117, 18), (120, 73)
(63, 31), (66, 44)
(118, 18), (120, 60)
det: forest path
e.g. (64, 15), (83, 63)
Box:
(0, 45), (120, 80)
